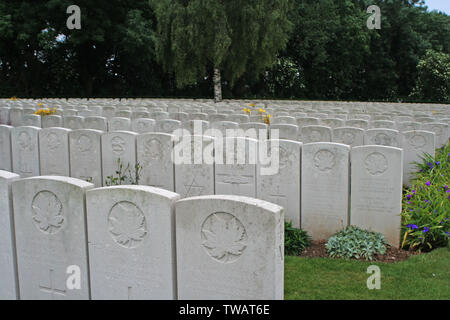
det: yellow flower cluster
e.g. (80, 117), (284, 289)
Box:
(35, 107), (57, 116)
(9, 96), (17, 101)
(242, 103), (271, 124)
(263, 114), (271, 125)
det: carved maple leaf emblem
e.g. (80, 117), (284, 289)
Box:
(365, 152), (388, 175)
(108, 202), (147, 248)
(314, 150), (335, 171)
(32, 192), (64, 234)
(202, 213), (247, 263)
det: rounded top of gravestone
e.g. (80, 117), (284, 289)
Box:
(88, 185), (180, 201)
(0, 170), (20, 180)
(177, 194), (283, 213)
(15, 175), (94, 189)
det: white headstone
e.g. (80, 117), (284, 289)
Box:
(301, 125), (332, 143)
(137, 133), (175, 191)
(364, 129), (402, 148)
(301, 143), (350, 240)
(23, 114), (42, 127)
(155, 119), (182, 134)
(270, 124), (298, 140)
(86, 185), (180, 299)
(12, 176), (94, 299)
(332, 127), (364, 147)
(131, 118), (155, 134)
(0, 107), (10, 125)
(321, 118), (344, 129)
(102, 131), (138, 186)
(84, 116), (108, 131)
(215, 137), (257, 197)
(12, 126), (41, 177)
(296, 117), (320, 128)
(10, 108), (24, 126)
(397, 121), (421, 132)
(272, 116), (296, 125)
(0, 170), (20, 299)
(64, 116), (84, 130)
(345, 119), (369, 129)
(371, 120), (396, 129)
(350, 146), (403, 248)
(402, 130), (435, 186)
(69, 129), (103, 187)
(0, 125), (12, 171)
(176, 195), (284, 299)
(39, 128), (71, 176)
(109, 117), (132, 132)
(258, 139), (302, 228)
(42, 115), (63, 128)
(174, 135), (215, 197)
(421, 123), (449, 148)
(209, 113), (228, 123)
(211, 121), (239, 137)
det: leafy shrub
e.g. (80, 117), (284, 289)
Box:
(409, 50), (450, 103)
(284, 221), (311, 256)
(325, 226), (389, 261)
(401, 143), (450, 252)
(105, 158), (142, 186)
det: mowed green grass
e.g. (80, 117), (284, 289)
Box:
(284, 247), (450, 300)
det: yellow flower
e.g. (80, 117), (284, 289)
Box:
(35, 108), (56, 116)
(10, 96), (17, 101)
(249, 103), (255, 107)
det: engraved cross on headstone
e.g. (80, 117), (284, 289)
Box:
(39, 269), (66, 299)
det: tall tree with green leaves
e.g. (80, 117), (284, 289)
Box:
(410, 50), (450, 103)
(150, 0), (293, 101)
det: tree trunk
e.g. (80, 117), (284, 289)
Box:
(213, 67), (222, 102)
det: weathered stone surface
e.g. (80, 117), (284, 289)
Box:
(0, 125), (13, 171)
(11, 126), (41, 178)
(69, 129), (103, 187)
(176, 195), (284, 300)
(350, 146), (403, 248)
(0, 170), (20, 300)
(12, 176), (94, 299)
(86, 185), (180, 299)
(39, 128), (71, 176)
(301, 143), (350, 240)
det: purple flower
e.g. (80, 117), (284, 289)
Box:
(446, 190), (450, 193)
(423, 227), (430, 233)
(407, 194), (412, 200)
(407, 224), (418, 230)
(412, 190), (416, 194)
(445, 185), (449, 190)
(426, 181), (431, 186)
(435, 161), (440, 165)
(408, 201), (411, 205)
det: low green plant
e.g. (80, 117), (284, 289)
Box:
(401, 143), (450, 252)
(284, 221), (311, 256)
(105, 158), (142, 186)
(325, 226), (389, 261)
